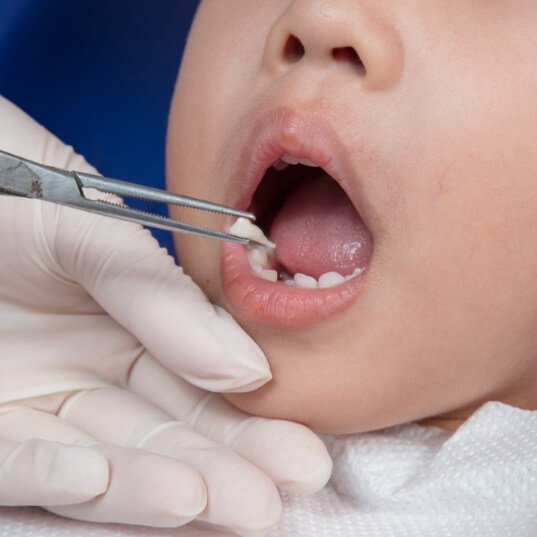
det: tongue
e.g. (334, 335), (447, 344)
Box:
(270, 172), (372, 280)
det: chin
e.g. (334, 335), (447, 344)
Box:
(223, 386), (341, 434)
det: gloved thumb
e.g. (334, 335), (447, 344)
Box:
(0, 95), (271, 393)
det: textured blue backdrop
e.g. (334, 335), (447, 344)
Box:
(0, 0), (200, 256)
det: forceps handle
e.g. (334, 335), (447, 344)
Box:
(76, 172), (252, 220)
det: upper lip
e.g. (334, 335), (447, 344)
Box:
(228, 106), (367, 227)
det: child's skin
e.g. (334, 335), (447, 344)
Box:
(167, 0), (537, 434)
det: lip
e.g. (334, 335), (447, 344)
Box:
(221, 107), (371, 327)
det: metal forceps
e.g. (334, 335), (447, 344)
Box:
(0, 149), (254, 244)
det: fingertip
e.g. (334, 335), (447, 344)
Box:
(233, 420), (333, 495)
(18, 441), (110, 506)
(169, 465), (208, 522)
(124, 450), (208, 526)
(283, 445), (333, 495)
(217, 367), (272, 394)
(146, 467), (207, 527)
(49, 447), (208, 527)
(272, 426), (333, 495)
(206, 307), (272, 393)
(227, 482), (282, 537)
(110, 447), (208, 526)
(224, 378), (272, 394)
(51, 444), (110, 502)
(208, 464), (282, 537)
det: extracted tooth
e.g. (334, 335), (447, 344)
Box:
(281, 155), (319, 167)
(259, 269), (278, 282)
(272, 160), (290, 171)
(230, 217), (276, 248)
(247, 245), (269, 267)
(294, 273), (318, 289)
(318, 271), (346, 289)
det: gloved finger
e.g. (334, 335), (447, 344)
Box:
(0, 436), (108, 507)
(0, 97), (271, 394)
(59, 387), (282, 537)
(50, 205), (271, 394)
(0, 407), (107, 506)
(191, 397), (332, 496)
(0, 407), (206, 527)
(48, 445), (207, 528)
(129, 353), (333, 495)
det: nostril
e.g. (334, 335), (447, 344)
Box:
(283, 34), (305, 63)
(332, 47), (365, 73)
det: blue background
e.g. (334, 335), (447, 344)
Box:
(0, 0), (200, 256)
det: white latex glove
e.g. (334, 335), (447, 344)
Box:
(0, 96), (332, 536)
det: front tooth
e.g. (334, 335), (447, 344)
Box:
(299, 158), (319, 167)
(247, 245), (269, 266)
(281, 155), (318, 167)
(230, 217), (276, 249)
(272, 160), (290, 171)
(294, 273), (318, 289)
(259, 269), (278, 282)
(318, 271), (346, 288)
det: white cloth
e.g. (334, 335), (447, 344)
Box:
(1, 402), (536, 536)
(274, 402), (537, 537)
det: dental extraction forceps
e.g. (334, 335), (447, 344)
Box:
(0, 149), (254, 244)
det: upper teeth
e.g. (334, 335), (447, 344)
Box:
(281, 155), (318, 167)
(272, 155), (319, 170)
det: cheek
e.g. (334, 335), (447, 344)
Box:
(168, 1), (279, 178)
(173, 234), (222, 303)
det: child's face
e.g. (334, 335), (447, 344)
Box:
(167, 0), (537, 433)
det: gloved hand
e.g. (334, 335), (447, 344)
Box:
(0, 96), (332, 537)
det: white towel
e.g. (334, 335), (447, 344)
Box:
(1, 402), (536, 537)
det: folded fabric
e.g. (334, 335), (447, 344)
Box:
(274, 402), (537, 537)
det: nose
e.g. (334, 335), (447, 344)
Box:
(263, 0), (403, 90)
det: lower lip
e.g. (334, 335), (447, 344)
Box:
(221, 243), (367, 327)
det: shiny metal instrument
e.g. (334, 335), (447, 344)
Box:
(0, 149), (254, 244)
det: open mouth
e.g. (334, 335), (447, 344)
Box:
(221, 110), (373, 326)
(231, 155), (373, 288)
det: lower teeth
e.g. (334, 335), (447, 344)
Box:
(318, 272), (346, 288)
(248, 250), (364, 290)
(231, 218), (365, 290)
(259, 269), (278, 282)
(294, 273), (318, 289)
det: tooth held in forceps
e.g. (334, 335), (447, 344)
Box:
(230, 217), (276, 248)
